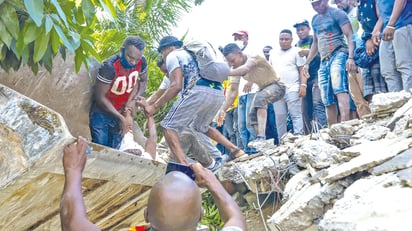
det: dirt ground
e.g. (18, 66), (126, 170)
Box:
(244, 202), (279, 230)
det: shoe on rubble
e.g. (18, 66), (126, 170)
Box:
(207, 158), (223, 173)
(248, 136), (266, 148)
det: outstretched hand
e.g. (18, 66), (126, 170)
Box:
(135, 96), (157, 116)
(63, 136), (88, 174)
(190, 163), (217, 189)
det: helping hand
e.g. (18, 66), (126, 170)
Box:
(63, 136), (88, 174)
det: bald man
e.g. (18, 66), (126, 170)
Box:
(60, 137), (246, 231)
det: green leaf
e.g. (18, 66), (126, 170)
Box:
(24, 0), (44, 27)
(41, 46), (53, 72)
(0, 43), (5, 61)
(74, 48), (84, 73)
(15, 30), (25, 56)
(23, 21), (41, 44)
(0, 22), (13, 47)
(50, 28), (60, 54)
(80, 38), (99, 61)
(98, 0), (115, 21)
(45, 16), (53, 33)
(0, 0), (5, 5)
(0, 2), (19, 38)
(53, 24), (74, 53)
(50, 0), (68, 28)
(81, 0), (95, 25)
(68, 31), (81, 50)
(33, 32), (49, 62)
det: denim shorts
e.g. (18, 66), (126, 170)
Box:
(249, 82), (285, 126)
(318, 51), (349, 106)
(161, 85), (225, 134)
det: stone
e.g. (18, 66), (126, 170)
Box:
(267, 183), (323, 231)
(293, 140), (341, 169)
(320, 138), (412, 184)
(318, 174), (412, 231)
(370, 91), (411, 115)
(397, 167), (412, 187)
(371, 148), (412, 175)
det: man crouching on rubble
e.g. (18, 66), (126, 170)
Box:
(60, 136), (247, 231)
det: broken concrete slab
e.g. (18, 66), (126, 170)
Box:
(397, 167), (412, 187)
(320, 138), (412, 184)
(318, 173), (412, 231)
(371, 148), (412, 175)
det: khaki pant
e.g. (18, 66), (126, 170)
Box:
(349, 70), (371, 118)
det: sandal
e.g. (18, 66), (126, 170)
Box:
(229, 148), (247, 160)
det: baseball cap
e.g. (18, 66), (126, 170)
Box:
(232, 30), (248, 36)
(157, 36), (183, 52)
(293, 19), (310, 28)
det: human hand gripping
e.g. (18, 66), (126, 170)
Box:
(63, 136), (88, 175)
(365, 39), (377, 57)
(346, 58), (357, 74)
(190, 163), (217, 189)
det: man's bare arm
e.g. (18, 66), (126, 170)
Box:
(191, 164), (246, 230)
(60, 137), (100, 231)
(229, 58), (257, 77)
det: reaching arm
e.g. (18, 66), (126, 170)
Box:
(191, 163), (246, 230)
(228, 58), (257, 77)
(302, 34), (319, 79)
(137, 72), (148, 97)
(221, 81), (240, 113)
(60, 136), (100, 231)
(146, 89), (166, 105)
(341, 22), (357, 73)
(94, 82), (130, 134)
(144, 68), (182, 116)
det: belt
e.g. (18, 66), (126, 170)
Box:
(196, 78), (223, 90)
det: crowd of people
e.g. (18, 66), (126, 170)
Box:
(61, 0), (411, 230)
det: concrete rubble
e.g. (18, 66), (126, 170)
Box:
(217, 90), (412, 231)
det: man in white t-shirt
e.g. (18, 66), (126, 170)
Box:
(270, 29), (306, 138)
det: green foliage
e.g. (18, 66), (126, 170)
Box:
(0, 0), (116, 74)
(200, 191), (224, 231)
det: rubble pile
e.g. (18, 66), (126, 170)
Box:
(218, 91), (412, 231)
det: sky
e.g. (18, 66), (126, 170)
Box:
(172, 0), (319, 53)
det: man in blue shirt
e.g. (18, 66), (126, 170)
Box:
(373, 0), (412, 92)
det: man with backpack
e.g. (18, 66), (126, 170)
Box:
(142, 36), (246, 165)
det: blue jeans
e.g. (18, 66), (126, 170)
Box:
(318, 51), (349, 106)
(89, 110), (122, 149)
(238, 94), (257, 153)
(265, 103), (278, 144)
(302, 77), (327, 132)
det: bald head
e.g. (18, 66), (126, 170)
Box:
(146, 171), (202, 231)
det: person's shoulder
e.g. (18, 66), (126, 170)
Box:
(102, 54), (120, 67)
(97, 54), (119, 83)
